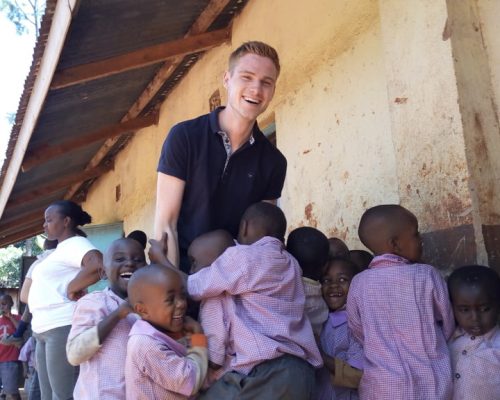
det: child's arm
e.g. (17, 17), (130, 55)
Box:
(188, 250), (248, 300)
(66, 297), (132, 366)
(430, 268), (455, 340)
(331, 358), (362, 389)
(346, 278), (364, 345)
(131, 332), (208, 396)
(198, 298), (228, 369)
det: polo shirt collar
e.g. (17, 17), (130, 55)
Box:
(209, 106), (264, 144)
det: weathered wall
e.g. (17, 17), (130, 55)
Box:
(82, 0), (499, 271)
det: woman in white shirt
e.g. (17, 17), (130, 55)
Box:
(28, 200), (103, 400)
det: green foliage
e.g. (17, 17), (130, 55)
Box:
(0, 244), (22, 288)
(0, 0), (46, 36)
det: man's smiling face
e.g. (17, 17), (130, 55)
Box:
(223, 53), (278, 122)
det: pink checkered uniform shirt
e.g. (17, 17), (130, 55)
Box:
(68, 288), (137, 399)
(346, 254), (455, 400)
(125, 319), (206, 400)
(318, 309), (363, 400)
(448, 326), (500, 400)
(188, 236), (323, 374)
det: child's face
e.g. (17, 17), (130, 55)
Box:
(105, 239), (146, 298)
(321, 260), (354, 311)
(0, 297), (12, 314)
(394, 217), (422, 262)
(452, 284), (499, 337)
(139, 270), (187, 334)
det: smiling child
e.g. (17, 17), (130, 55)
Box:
(318, 257), (363, 400)
(125, 264), (208, 399)
(447, 265), (500, 400)
(66, 237), (146, 399)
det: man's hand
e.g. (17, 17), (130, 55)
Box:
(148, 232), (168, 264)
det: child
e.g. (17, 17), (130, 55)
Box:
(328, 237), (349, 259)
(318, 257), (363, 400)
(125, 264), (208, 399)
(286, 226), (329, 337)
(447, 265), (500, 399)
(348, 249), (373, 272)
(19, 336), (40, 400)
(347, 204), (455, 399)
(0, 294), (21, 400)
(188, 202), (322, 399)
(185, 230), (235, 385)
(66, 237), (147, 399)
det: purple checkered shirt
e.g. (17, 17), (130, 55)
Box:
(188, 236), (322, 374)
(69, 288), (137, 399)
(346, 254), (454, 400)
(449, 326), (500, 400)
(318, 309), (363, 400)
(125, 320), (206, 400)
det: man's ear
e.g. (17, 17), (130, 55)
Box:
(239, 219), (248, 240)
(63, 216), (71, 229)
(134, 302), (148, 318)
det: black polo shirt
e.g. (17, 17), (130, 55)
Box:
(157, 107), (287, 270)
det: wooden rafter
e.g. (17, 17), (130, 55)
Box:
(9, 164), (113, 206)
(64, 0), (232, 201)
(22, 113), (158, 172)
(51, 28), (231, 90)
(0, 208), (46, 231)
(0, 224), (44, 247)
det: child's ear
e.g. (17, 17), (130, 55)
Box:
(134, 302), (148, 318)
(389, 236), (400, 253)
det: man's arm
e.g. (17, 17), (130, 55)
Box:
(154, 172), (185, 268)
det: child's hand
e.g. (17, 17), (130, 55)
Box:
(117, 301), (134, 319)
(183, 316), (203, 335)
(68, 289), (87, 301)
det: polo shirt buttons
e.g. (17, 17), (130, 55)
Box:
(462, 350), (467, 355)
(455, 373), (461, 379)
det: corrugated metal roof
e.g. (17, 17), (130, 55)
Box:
(0, 0), (248, 247)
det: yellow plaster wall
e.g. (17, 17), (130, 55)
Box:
(82, 0), (497, 252)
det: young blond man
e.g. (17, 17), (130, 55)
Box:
(154, 41), (287, 272)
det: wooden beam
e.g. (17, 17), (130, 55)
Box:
(10, 164), (112, 206)
(51, 28), (231, 90)
(0, 208), (46, 231)
(22, 113), (158, 172)
(64, 0), (232, 201)
(0, 224), (44, 248)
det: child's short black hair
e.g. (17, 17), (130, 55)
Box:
(241, 202), (287, 242)
(448, 265), (500, 306)
(358, 204), (417, 254)
(0, 294), (14, 308)
(127, 230), (148, 250)
(349, 249), (373, 271)
(324, 256), (360, 279)
(287, 227), (329, 281)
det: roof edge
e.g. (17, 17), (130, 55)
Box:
(0, 0), (78, 218)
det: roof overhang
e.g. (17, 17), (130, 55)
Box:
(0, 0), (247, 247)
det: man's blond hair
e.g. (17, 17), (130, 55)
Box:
(228, 41), (280, 76)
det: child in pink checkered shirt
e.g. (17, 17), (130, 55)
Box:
(125, 264), (208, 399)
(447, 265), (500, 400)
(67, 237), (147, 399)
(347, 204), (455, 400)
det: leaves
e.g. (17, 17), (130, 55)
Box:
(0, 244), (22, 288)
(0, 0), (46, 37)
